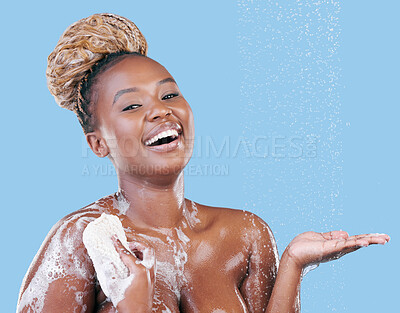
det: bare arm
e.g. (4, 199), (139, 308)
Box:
(265, 251), (301, 312)
(238, 213), (390, 313)
(17, 214), (97, 312)
(239, 215), (279, 313)
(266, 231), (390, 313)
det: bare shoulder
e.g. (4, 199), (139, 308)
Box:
(196, 202), (272, 233)
(25, 193), (116, 266)
(49, 193), (118, 238)
(17, 194), (116, 312)
(194, 202), (277, 249)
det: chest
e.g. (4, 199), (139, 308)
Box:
(127, 229), (250, 313)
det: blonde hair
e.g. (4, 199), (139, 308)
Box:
(46, 13), (147, 132)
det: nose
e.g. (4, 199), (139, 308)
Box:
(146, 100), (172, 121)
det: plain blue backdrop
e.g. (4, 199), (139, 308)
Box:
(1, 1), (398, 312)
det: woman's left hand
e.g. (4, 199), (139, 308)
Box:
(284, 231), (390, 269)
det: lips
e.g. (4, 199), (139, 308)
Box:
(143, 121), (182, 150)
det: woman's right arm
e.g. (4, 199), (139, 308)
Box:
(18, 214), (156, 313)
(17, 214), (97, 312)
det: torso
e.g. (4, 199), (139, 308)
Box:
(97, 194), (252, 312)
(19, 193), (269, 313)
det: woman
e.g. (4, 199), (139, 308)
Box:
(17, 13), (389, 313)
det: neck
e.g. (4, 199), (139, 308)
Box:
(116, 171), (186, 229)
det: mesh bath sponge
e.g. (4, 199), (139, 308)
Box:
(82, 213), (133, 306)
(83, 213), (155, 307)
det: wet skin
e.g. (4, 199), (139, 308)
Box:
(18, 195), (277, 312)
(17, 56), (390, 313)
(18, 56), (276, 312)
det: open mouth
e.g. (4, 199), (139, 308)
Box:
(144, 129), (180, 147)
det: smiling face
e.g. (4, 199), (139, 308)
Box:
(86, 55), (194, 181)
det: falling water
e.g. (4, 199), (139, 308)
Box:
(237, 0), (344, 311)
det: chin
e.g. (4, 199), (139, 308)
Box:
(120, 157), (188, 178)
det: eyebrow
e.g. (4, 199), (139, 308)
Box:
(157, 77), (177, 86)
(113, 77), (177, 105)
(113, 87), (138, 104)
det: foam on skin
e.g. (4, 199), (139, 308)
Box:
(82, 213), (136, 307)
(17, 195), (155, 312)
(17, 210), (97, 312)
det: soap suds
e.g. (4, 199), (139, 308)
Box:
(18, 193), (189, 312)
(18, 209), (98, 312)
(116, 189), (130, 215)
(139, 226), (189, 303)
(301, 262), (319, 279)
(182, 201), (200, 228)
(83, 213), (154, 307)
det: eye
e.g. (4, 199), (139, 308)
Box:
(122, 104), (142, 112)
(162, 93), (179, 100)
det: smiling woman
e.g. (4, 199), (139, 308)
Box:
(83, 54), (194, 180)
(16, 13), (390, 313)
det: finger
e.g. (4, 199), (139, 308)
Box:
(356, 236), (387, 246)
(142, 247), (155, 269)
(339, 235), (386, 249)
(128, 241), (149, 261)
(128, 243), (155, 283)
(348, 233), (390, 246)
(112, 236), (139, 273)
(127, 240), (156, 267)
(348, 233), (390, 241)
(364, 233), (391, 242)
(136, 242), (156, 281)
(320, 232), (389, 263)
(112, 235), (132, 255)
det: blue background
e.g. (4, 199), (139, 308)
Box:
(1, 1), (398, 312)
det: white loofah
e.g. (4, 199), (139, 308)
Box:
(82, 213), (133, 307)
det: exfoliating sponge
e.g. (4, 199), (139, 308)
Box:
(82, 213), (133, 306)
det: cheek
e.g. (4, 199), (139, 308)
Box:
(106, 118), (145, 159)
(179, 103), (195, 157)
(179, 102), (195, 138)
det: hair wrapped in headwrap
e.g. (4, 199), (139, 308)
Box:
(46, 13), (147, 133)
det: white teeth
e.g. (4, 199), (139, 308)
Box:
(145, 129), (179, 146)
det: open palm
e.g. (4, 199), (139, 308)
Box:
(285, 231), (390, 269)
